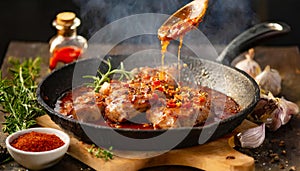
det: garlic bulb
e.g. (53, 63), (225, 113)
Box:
(248, 92), (299, 131)
(235, 48), (262, 78)
(255, 65), (282, 96)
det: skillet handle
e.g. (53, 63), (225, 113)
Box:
(216, 22), (290, 66)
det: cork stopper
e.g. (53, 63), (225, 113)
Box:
(56, 12), (76, 26)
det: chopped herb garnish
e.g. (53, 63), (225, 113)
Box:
(84, 59), (132, 92)
(87, 144), (114, 161)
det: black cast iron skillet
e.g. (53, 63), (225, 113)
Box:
(37, 22), (290, 151)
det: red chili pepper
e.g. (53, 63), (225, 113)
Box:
(199, 96), (206, 103)
(143, 74), (151, 80)
(49, 46), (82, 70)
(167, 102), (177, 108)
(152, 80), (161, 87)
(157, 87), (164, 92)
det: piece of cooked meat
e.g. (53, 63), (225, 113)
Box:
(105, 95), (141, 123)
(72, 90), (106, 121)
(146, 105), (199, 129)
(131, 66), (178, 89)
(104, 81), (152, 123)
(103, 66), (179, 124)
(146, 87), (210, 129)
(74, 104), (103, 122)
(55, 86), (106, 121)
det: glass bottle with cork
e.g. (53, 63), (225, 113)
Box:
(49, 12), (87, 70)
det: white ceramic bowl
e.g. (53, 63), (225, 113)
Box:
(5, 127), (70, 170)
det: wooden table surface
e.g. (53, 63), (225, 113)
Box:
(1, 41), (300, 171)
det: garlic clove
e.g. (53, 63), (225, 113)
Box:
(235, 48), (262, 78)
(236, 123), (265, 148)
(267, 108), (282, 131)
(255, 65), (282, 96)
(276, 96), (299, 125)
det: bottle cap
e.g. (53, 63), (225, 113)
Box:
(56, 12), (76, 26)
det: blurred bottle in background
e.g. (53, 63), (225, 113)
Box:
(49, 12), (87, 70)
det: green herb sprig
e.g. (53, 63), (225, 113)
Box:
(0, 57), (45, 134)
(84, 60), (133, 92)
(87, 144), (114, 161)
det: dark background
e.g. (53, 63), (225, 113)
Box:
(0, 0), (299, 67)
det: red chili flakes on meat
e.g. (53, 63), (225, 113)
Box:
(11, 131), (65, 152)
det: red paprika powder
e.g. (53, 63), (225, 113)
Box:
(11, 131), (65, 152)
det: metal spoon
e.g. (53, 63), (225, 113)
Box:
(158, 0), (209, 41)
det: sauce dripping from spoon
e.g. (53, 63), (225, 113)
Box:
(158, 0), (209, 73)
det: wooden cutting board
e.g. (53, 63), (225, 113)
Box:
(36, 115), (255, 171)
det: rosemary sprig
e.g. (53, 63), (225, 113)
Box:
(87, 144), (114, 161)
(84, 59), (133, 92)
(0, 57), (45, 134)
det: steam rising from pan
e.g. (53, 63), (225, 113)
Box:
(74, 0), (258, 46)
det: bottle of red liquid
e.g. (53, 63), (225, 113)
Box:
(49, 12), (87, 70)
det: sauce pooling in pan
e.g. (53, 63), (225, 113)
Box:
(55, 66), (240, 129)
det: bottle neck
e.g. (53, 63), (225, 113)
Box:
(57, 28), (77, 37)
